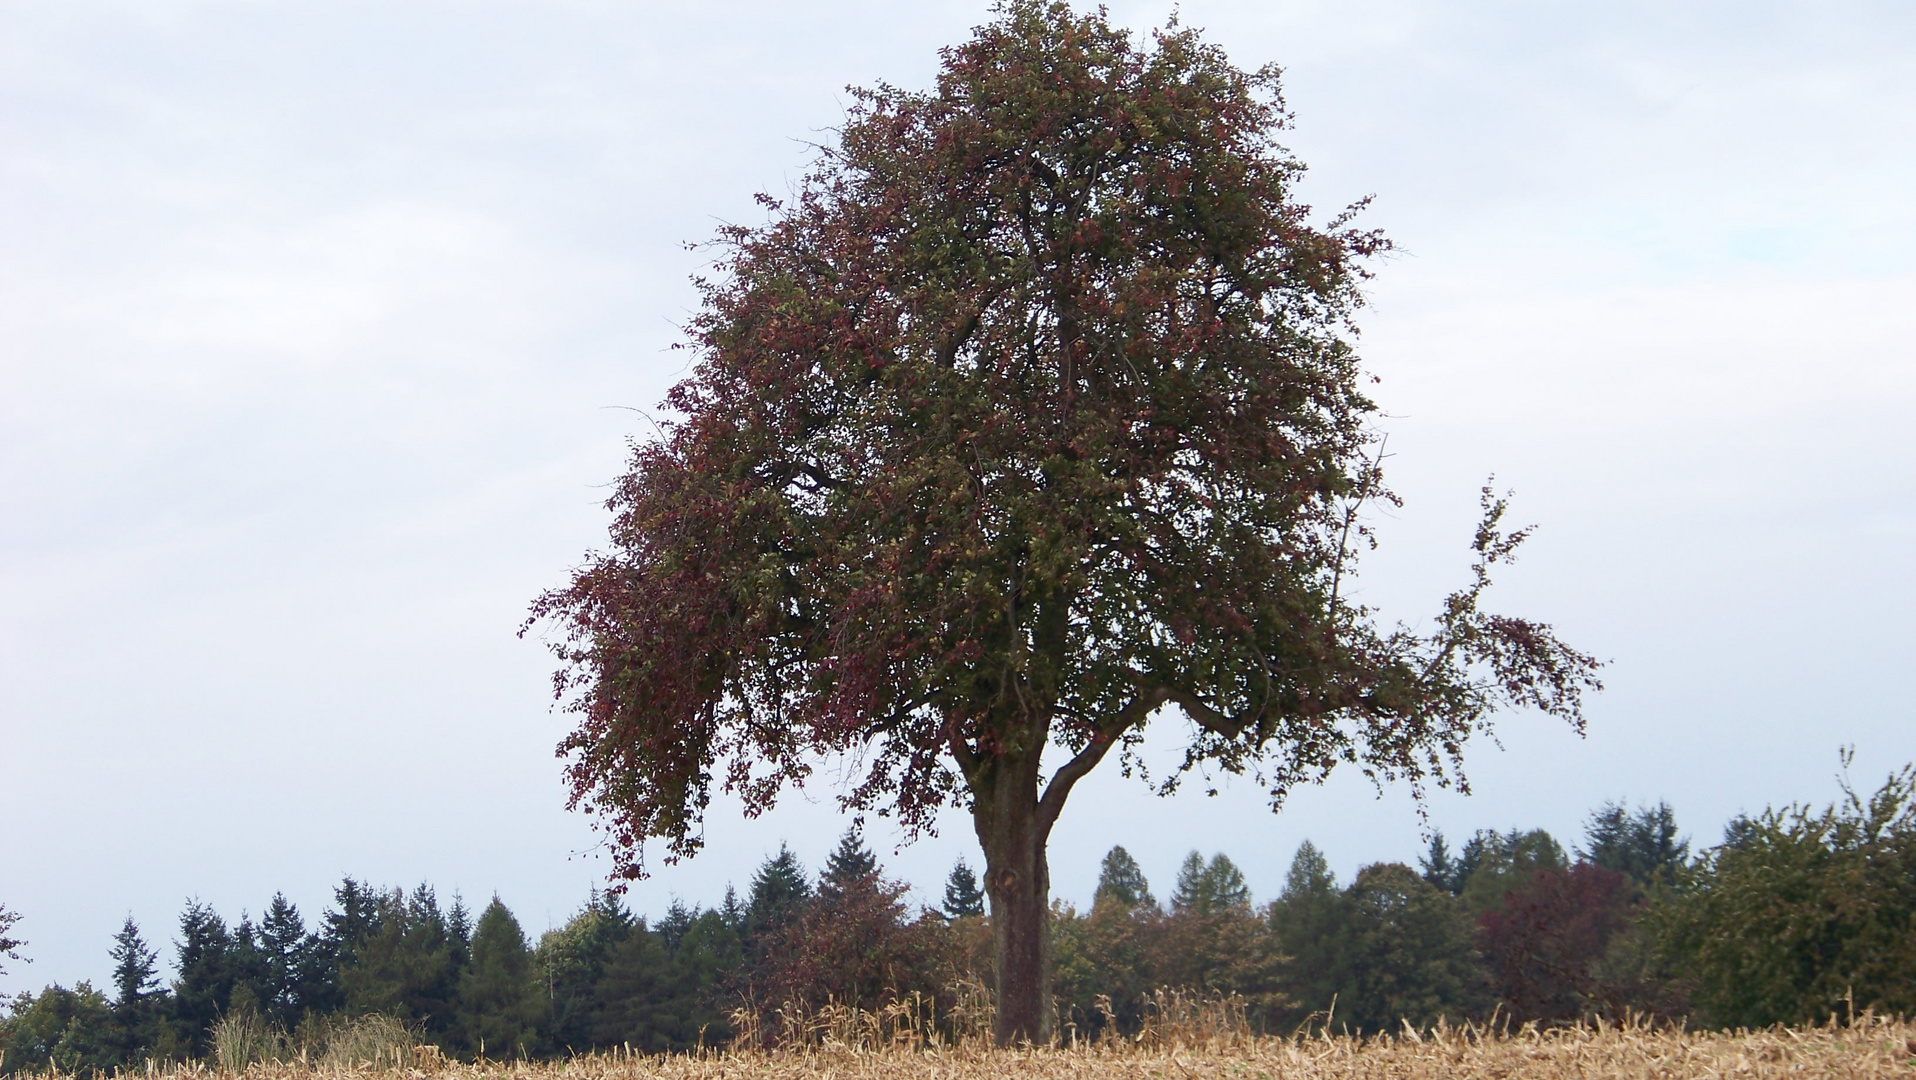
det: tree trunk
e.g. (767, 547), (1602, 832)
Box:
(974, 754), (1052, 1046)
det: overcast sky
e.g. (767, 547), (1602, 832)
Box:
(3, 0), (1912, 997)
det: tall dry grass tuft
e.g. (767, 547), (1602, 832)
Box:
(309, 1014), (424, 1070)
(211, 1007), (290, 1070)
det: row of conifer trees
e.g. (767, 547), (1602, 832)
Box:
(4, 767), (1914, 1071)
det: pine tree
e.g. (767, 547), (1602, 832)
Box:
(1093, 846), (1155, 910)
(943, 859), (986, 918)
(111, 917), (160, 1009)
(1580, 801), (1688, 887)
(819, 827), (880, 904)
(1419, 832), (1462, 894)
(1171, 852), (1251, 916)
(108, 916), (164, 1063)
(257, 894), (309, 1029)
(745, 845), (811, 936)
(310, 876), (381, 1015)
(1457, 828), (1567, 910)
(656, 900), (696, 949)
(171, 899), (233, 1055)
(719, 886), (745, 932)
(448, 894), (473, 972)
(1280, 840), (1336, 901)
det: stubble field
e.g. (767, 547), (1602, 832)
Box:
(84, 1020), (1916, 1080)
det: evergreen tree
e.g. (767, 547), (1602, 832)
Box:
(110, 917), (161, 1009)
(457, 897), (539, 1059)
(1270, 840), (1342, 1028)
(1456, 828), (1567, 910)
(108, 916), (164, 1063)
(1281, 840), (1336, 901)
(1580, 801), (1688, 888)
(256, 894), (312, 1029)
(226, 913), (272, 1023)
(1171, 852), (1250, 916)
(170, 900), (233, 1055)
(943, 859), (986, 918)
(745, 845), (811, 936)
(590, 925), (676, 1052)
(534, 892), (635, 1054)
(338, 886), (463, 1043)
(719, 886), (745, 932)
(448, 894), (473, 973)
(656, 900), (696, 950)
(1419, 832), (1462, 894)
(308, 876), (381, 1016)
(819, 826), (880, 904)
(1093, 846), (1154, 910)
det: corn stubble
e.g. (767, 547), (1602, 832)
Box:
(63, 1010), (1916, 1080)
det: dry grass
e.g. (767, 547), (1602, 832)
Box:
(39, 1016), (1915, 1080)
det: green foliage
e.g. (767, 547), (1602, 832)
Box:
(0, 905), (22, 977)
(338, 886), (463, 1045)
(1418, 833), (1461, 895)
(746, 846), (811, 938)
(943, 859), (986, 919)
(534, 892), (634, 1053)
(110, 917), (160, 1009)
(1455, 829), (1568, 911)
(0, 983), (116, 1075)
(1651, 764), (1916, 1028)
(171, 899), (233, 1056)
(1171, 852), (1251, 917)
(1093, 847), (1155, 911)
(457, 899), (540, 1059)
(1270, 850), (1486, 1034)
(1581, 802), (1688, 889)
(820, 827), (880, 904)
(1329, 864), (1490, 1033)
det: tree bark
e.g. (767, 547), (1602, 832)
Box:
(973, 750), (1052, 1046)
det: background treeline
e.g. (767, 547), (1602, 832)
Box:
(4, 766), (1913, 1070)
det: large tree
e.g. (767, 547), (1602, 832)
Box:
(529, 0), (1598, 1043)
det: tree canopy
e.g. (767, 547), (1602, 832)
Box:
(528, 0), (1599, 1042)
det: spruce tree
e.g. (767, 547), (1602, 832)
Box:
(310, 876), (381, 1015)
(745, 845), (811, 935)
(171, 899), (234, 1055)
(109, 916), (163, 1062)
(1456, 828), (1567, 910)
(257, 894), (309, 1029)
(1171, 851), (1250, 916)
(111, 917), (160, 1008)
(820, 827), (880, 904)
(1093, 846), (1154, 910)
(943, 859), (986, 918)
(1418, 832), (1462, 894)
(1580, 801), (1688, 887)
(718, 886), (745, 932)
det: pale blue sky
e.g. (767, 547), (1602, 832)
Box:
(3, 0), (1912, 996)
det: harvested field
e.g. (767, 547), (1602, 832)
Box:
(56, 1020), (1916, 1080)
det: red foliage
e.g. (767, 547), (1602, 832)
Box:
(1477, 864), (1635, 1023)
(526, 0), (1602, 1043)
